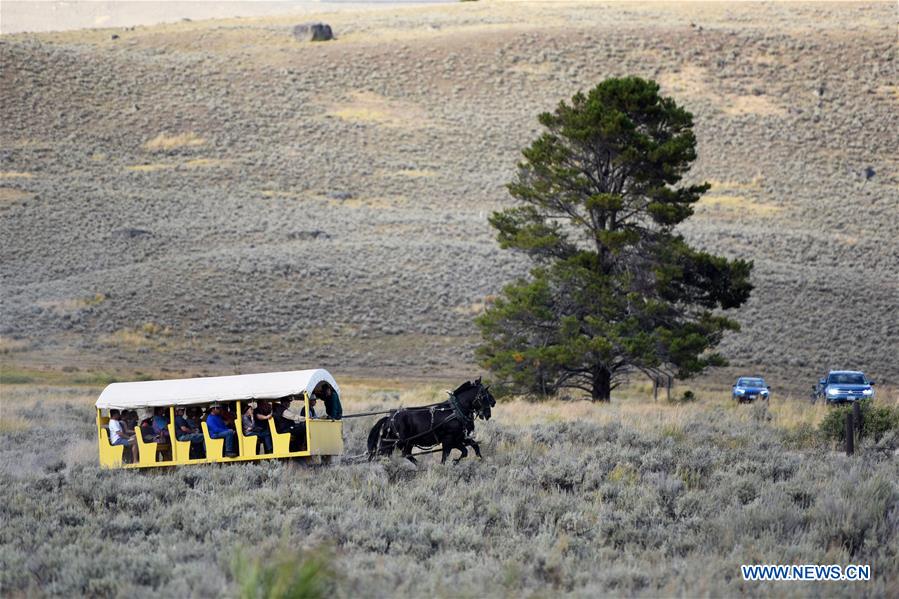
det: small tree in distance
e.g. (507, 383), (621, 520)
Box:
(476, 77), (753, 402)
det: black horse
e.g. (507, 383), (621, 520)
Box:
(366, 378), (495, 464)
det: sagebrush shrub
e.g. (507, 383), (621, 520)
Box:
(2, 388), (898, 597)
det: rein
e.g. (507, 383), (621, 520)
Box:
(341, 400), (450, 420)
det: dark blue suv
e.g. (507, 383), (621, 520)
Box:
(816, 371), (875, 404)
(732, 376), (770, 403)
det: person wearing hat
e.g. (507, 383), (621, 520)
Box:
(206, 403), (238, 457)
(138, 408), (157, 443)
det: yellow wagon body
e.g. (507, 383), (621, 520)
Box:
(95, 369), (344, 468)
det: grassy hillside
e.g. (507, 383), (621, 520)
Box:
(1, 1), (896, 393)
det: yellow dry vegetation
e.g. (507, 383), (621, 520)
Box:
(392, 169), (438, 179)
(329, 91), (432, 128)
(102, 322), (172, 348)
(126, 163), (175, 173)
(722, 94), (786, 117)
(0, 188), (31, 202)
(768, 400), (831, 431)
(876, 84), (899, 102)
(36, 293), (106, 314)
(452, 301), (486, 316)
(452, 391), (866, 436)
(0, 338), (31, 354)
(831, 233), (859, 246)
(658, 65), (707, 96)
(327, 195), (401, 209)
(509, 62), (554, 77)
(697, 194), (782, 217)
(0, 416), (30, 433)
(496, 398), (686, 430)
(707, 178), (763, 192)
(143, 132), (205, 152)
(659, 66), (786, 116)
(102, 330), (153, 348)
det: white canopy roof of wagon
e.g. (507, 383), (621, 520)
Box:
(95, 369), (340, 410)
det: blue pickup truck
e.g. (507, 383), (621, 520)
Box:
(814, 370), (875, 404)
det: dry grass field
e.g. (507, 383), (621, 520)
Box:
(2, 1), (899, 596)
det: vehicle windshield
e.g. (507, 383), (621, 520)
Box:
(828, 373), (867, 385)
(737, 378), (765, 387)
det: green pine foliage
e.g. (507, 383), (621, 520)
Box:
(477, 77), (753, 401)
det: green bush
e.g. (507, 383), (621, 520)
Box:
(668, 390), (697, 404)
(819, 400), (899, 444)
(231, 544), (337, 599)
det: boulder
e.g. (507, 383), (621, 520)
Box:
(292, 23), (334, 42)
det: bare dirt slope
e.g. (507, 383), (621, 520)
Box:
(1, 1), (897, 391)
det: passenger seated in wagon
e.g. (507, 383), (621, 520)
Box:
(138, 412), (156, 443)
(273, 396), (311, 451)
(174, 407), (205, 458)
(152, 407), (171, 444)
(242, 401), (273, 454)
(206, 403), (238, 457)
(121, 410), (138, 440)
(108, 409), (139, 463)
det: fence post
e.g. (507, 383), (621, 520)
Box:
(853, 402), (863, 439)
(845, 411), (854, 455)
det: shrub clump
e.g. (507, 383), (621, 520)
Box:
(668, 390), (697, 404)
(819, 400), (899, 445)
(231, 544), (337, 599)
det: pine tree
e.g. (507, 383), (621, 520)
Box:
(476, 77), (753, 401)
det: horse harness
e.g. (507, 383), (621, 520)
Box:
(376, 387), (489, 453)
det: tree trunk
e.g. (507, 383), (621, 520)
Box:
(591, 367), (612, 402)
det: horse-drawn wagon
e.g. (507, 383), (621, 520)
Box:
(95, 369), (343, 468)
(95, 369), (494, 468)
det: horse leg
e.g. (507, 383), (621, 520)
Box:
(441, 443), (452, 464)
(465, 438), (482, 459)
(452, 440), (468, 465)
(402, 441), (417, 465)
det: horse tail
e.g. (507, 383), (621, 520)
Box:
(367, 416), (391, 459)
